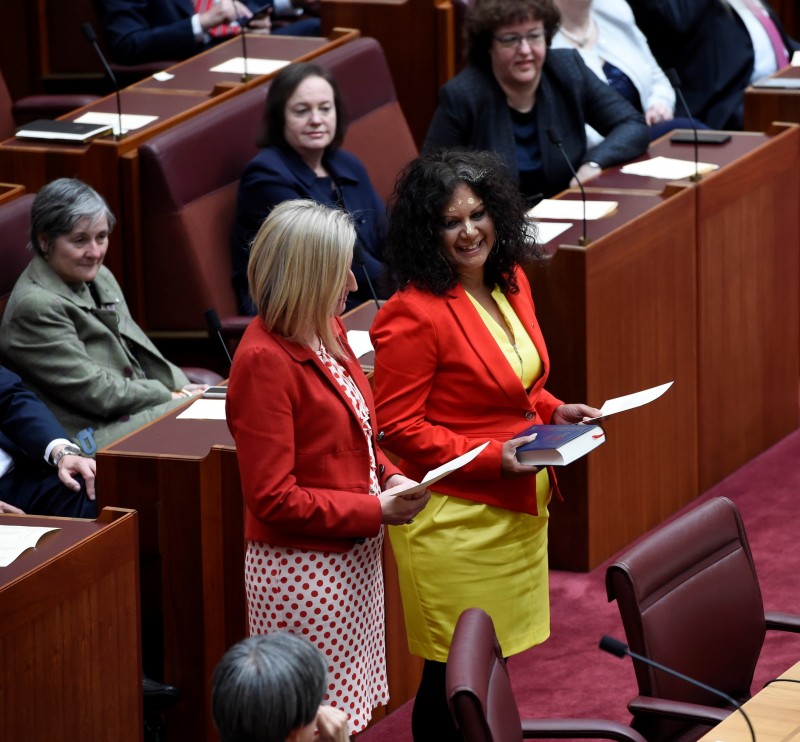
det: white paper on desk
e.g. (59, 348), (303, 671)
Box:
(531, 221), (572, 245)
(347, 330), (374, 359)
(152, 71), (175, 81)
(0, 525), (59, 567)
(528, 199), (618, 221)
(74, 112), (158, 136)
(176, 398), (227, 420)
(791, 51), (800, 66)
(388, 442), (490, 497)
(599, 381), (674, 418)
(620, 156), (718, 180)
(210, 57), (289, 75)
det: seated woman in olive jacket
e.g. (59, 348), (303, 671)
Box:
(0, 178), (206, 454)
(232, 62), (388, 315)
(423, 0), (649, 201)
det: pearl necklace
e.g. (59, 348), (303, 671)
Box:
(559, 18), (594, 48)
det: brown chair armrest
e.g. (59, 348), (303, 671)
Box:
(182, 367), (223, 385)
(521, 718), (647, 742)
(628, 696), (731, 725)
(765, 611), (800, 633)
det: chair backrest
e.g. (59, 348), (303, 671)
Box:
(0, 194), (35, 322)
(1, 71), (17, 141)
(137, 36), (417, 333)
(447, 608), (523, 742)
(606, 497), (766, 708)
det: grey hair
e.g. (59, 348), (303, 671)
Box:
(211, 633), (328, 742)
(29, 178), (116, 255)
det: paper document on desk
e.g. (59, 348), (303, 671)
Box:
(347, 330), (374, 359)
(531, 221), (572, 245)
(387, 442), (490, 496)
(0, 525), (59, 567)
(620, 156), (718, 180)
(210, 57), (289, 75)
(176, 398), (227, 420)
(528, 200), (618, 221)
(75, 112), (158, 136)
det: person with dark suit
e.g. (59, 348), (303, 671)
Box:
(0, 365), (96, 518)
(232, 62), (388, 315)
(225, 199), (429, 734)
(100, 0), (321, 66)
(626, 0), (799, 130)
(423, 0), (649, 201)
(370, 149), (602, 741)
(0, 178), (207, 454)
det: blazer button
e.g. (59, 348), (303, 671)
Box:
(377, 431), (385, 441)
(525, 411), (534, 420)
(123, 366), (134, 378)
(119, 414), (130, 422)
(379, 464), (385, 476)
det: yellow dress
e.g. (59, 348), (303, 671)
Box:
(389, 287), (552, 662)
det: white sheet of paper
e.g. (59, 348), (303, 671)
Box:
(791, 50), (800, 66)
(210, 57), (289, 75)
(74, 112), (158, 136)
(528, 199), (618, 221)
(599, 381), (674, 418)
(620, 156), (718, 180)
(176, 398), (227, 420)
(532, 221), (573, 245)
(389, 442), (490, 496)
(0, 525), (59, 567)
(152, 71), (175, 81)
(346, 330), (374, 359)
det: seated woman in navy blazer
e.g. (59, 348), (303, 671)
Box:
(232, 62), (389, 315)
(423, 0), (649, 201)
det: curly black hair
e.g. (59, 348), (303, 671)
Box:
(385, 149), (540, 296)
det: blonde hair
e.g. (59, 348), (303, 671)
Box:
(248, 200), (355, 359)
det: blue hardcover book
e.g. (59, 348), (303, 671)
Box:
(515, 424), (605, 466)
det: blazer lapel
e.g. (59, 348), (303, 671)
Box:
(446, 283), (534, 408)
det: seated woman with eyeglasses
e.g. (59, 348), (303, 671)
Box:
(423, 0), (649, 201)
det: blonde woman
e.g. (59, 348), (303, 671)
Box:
(225, 199), (429, 734)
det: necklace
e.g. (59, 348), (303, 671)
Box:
(559, 18), (594, 48)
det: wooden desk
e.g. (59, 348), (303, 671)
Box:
(745, 66), (800, 132)
(0, 183), (26, 205)
(0, 507), (141, 742)
(587, 127), (800, 493)
(0, 30), (358, 318)
(96, 303), (418, 740)
(528, 187), (699, 571)
(696, 661), (800, 742)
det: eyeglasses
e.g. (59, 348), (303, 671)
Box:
(493, 31), (546, 49)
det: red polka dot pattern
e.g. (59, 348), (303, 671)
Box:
(244, 345), (389, 733)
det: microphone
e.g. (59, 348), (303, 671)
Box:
(81, 23), (124, 141)
(599, 636), (756, 742)
(546, 128), (589, 246)
(204, 309), (234, 366)
(665, 69), (701, 182)
(353, 242), (381, 311)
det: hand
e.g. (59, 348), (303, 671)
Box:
(315, 705), (349, 741)
(379, 475), (431, 525)
(199, 0), (241, 31)
(171, 383), (209, 400)
(54, 448), (97, 501)
(570, 162), (602, 188)
(501, 433), (541, 478)
(0, 500), (24, 514)
(551, 403), (603, 425)
(646, 101), (673, 125)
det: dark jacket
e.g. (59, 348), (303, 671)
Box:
(627, 0), (799, 129)
(232, 145), (388, 314)
(423, 49), (649, 197)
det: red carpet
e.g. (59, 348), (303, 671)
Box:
(361, 428), (800, 739)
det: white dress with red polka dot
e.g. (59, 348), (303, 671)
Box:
(245, 344), (388, 733)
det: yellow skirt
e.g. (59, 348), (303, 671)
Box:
(389, 469), (551, 661)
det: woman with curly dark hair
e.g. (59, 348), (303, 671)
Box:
(423, 0), (648, 201)
(370, 149), (600, 740)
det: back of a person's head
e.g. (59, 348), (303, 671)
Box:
(211, 632), (327, 742)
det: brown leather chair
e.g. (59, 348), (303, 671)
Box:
(0, 194), (36, 321)
(447, 608), (649, 742)
(605, 496), (800, 742)
(136, 36), (417, 338)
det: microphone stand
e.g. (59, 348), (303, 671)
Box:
(666, 69), (701, 182)
(547, 128), (589, 245)
(599, 636), (756, 742)
(81, 23), (124, 140)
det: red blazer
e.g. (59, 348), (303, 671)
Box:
(370, 267), (562, 516)
(226, 317), (401, 551)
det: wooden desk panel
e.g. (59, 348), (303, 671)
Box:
(697, 660), (800, 742)
(0, 508), (141, 742)
(745, 67), (800, 132)
(528, 188), (699, 570)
